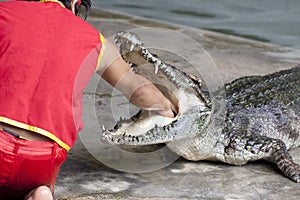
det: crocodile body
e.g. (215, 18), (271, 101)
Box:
(102, 31), (300, 182)
(168, 67), (300, 182)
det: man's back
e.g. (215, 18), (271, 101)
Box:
(0, 0), (104, 150)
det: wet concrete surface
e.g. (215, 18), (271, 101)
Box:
(55, 8), (300, 200)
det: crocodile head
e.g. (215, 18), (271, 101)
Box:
(101, 31), (211, 145)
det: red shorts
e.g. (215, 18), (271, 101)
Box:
(0, 129), (67, 199)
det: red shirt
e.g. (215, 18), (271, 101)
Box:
(0, 1), (105, 151)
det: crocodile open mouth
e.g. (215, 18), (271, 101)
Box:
(103, 56), (186, 138)
(101, 31), (211, 145)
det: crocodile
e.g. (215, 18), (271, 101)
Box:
(101, 31), (300, 182)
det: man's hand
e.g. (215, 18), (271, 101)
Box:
(99, 56), (176, 118)
(128, 80), (176, 118)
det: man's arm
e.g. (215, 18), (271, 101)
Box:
(97, 40), (175, 117)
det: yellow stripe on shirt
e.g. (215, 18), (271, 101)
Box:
(95, 33), (106, 72)
(0, 116), (71, 151)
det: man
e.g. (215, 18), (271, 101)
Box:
(0, 0), (174, 199)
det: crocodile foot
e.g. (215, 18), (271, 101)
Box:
(273, 142), (300, 183)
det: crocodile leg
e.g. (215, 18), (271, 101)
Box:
(270, 140), (300, 183)
(225, 134), (300, 182)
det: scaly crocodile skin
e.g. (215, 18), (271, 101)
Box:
(103, 31), (300, 182)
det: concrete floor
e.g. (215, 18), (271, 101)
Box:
(55, 8), (300, 200)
